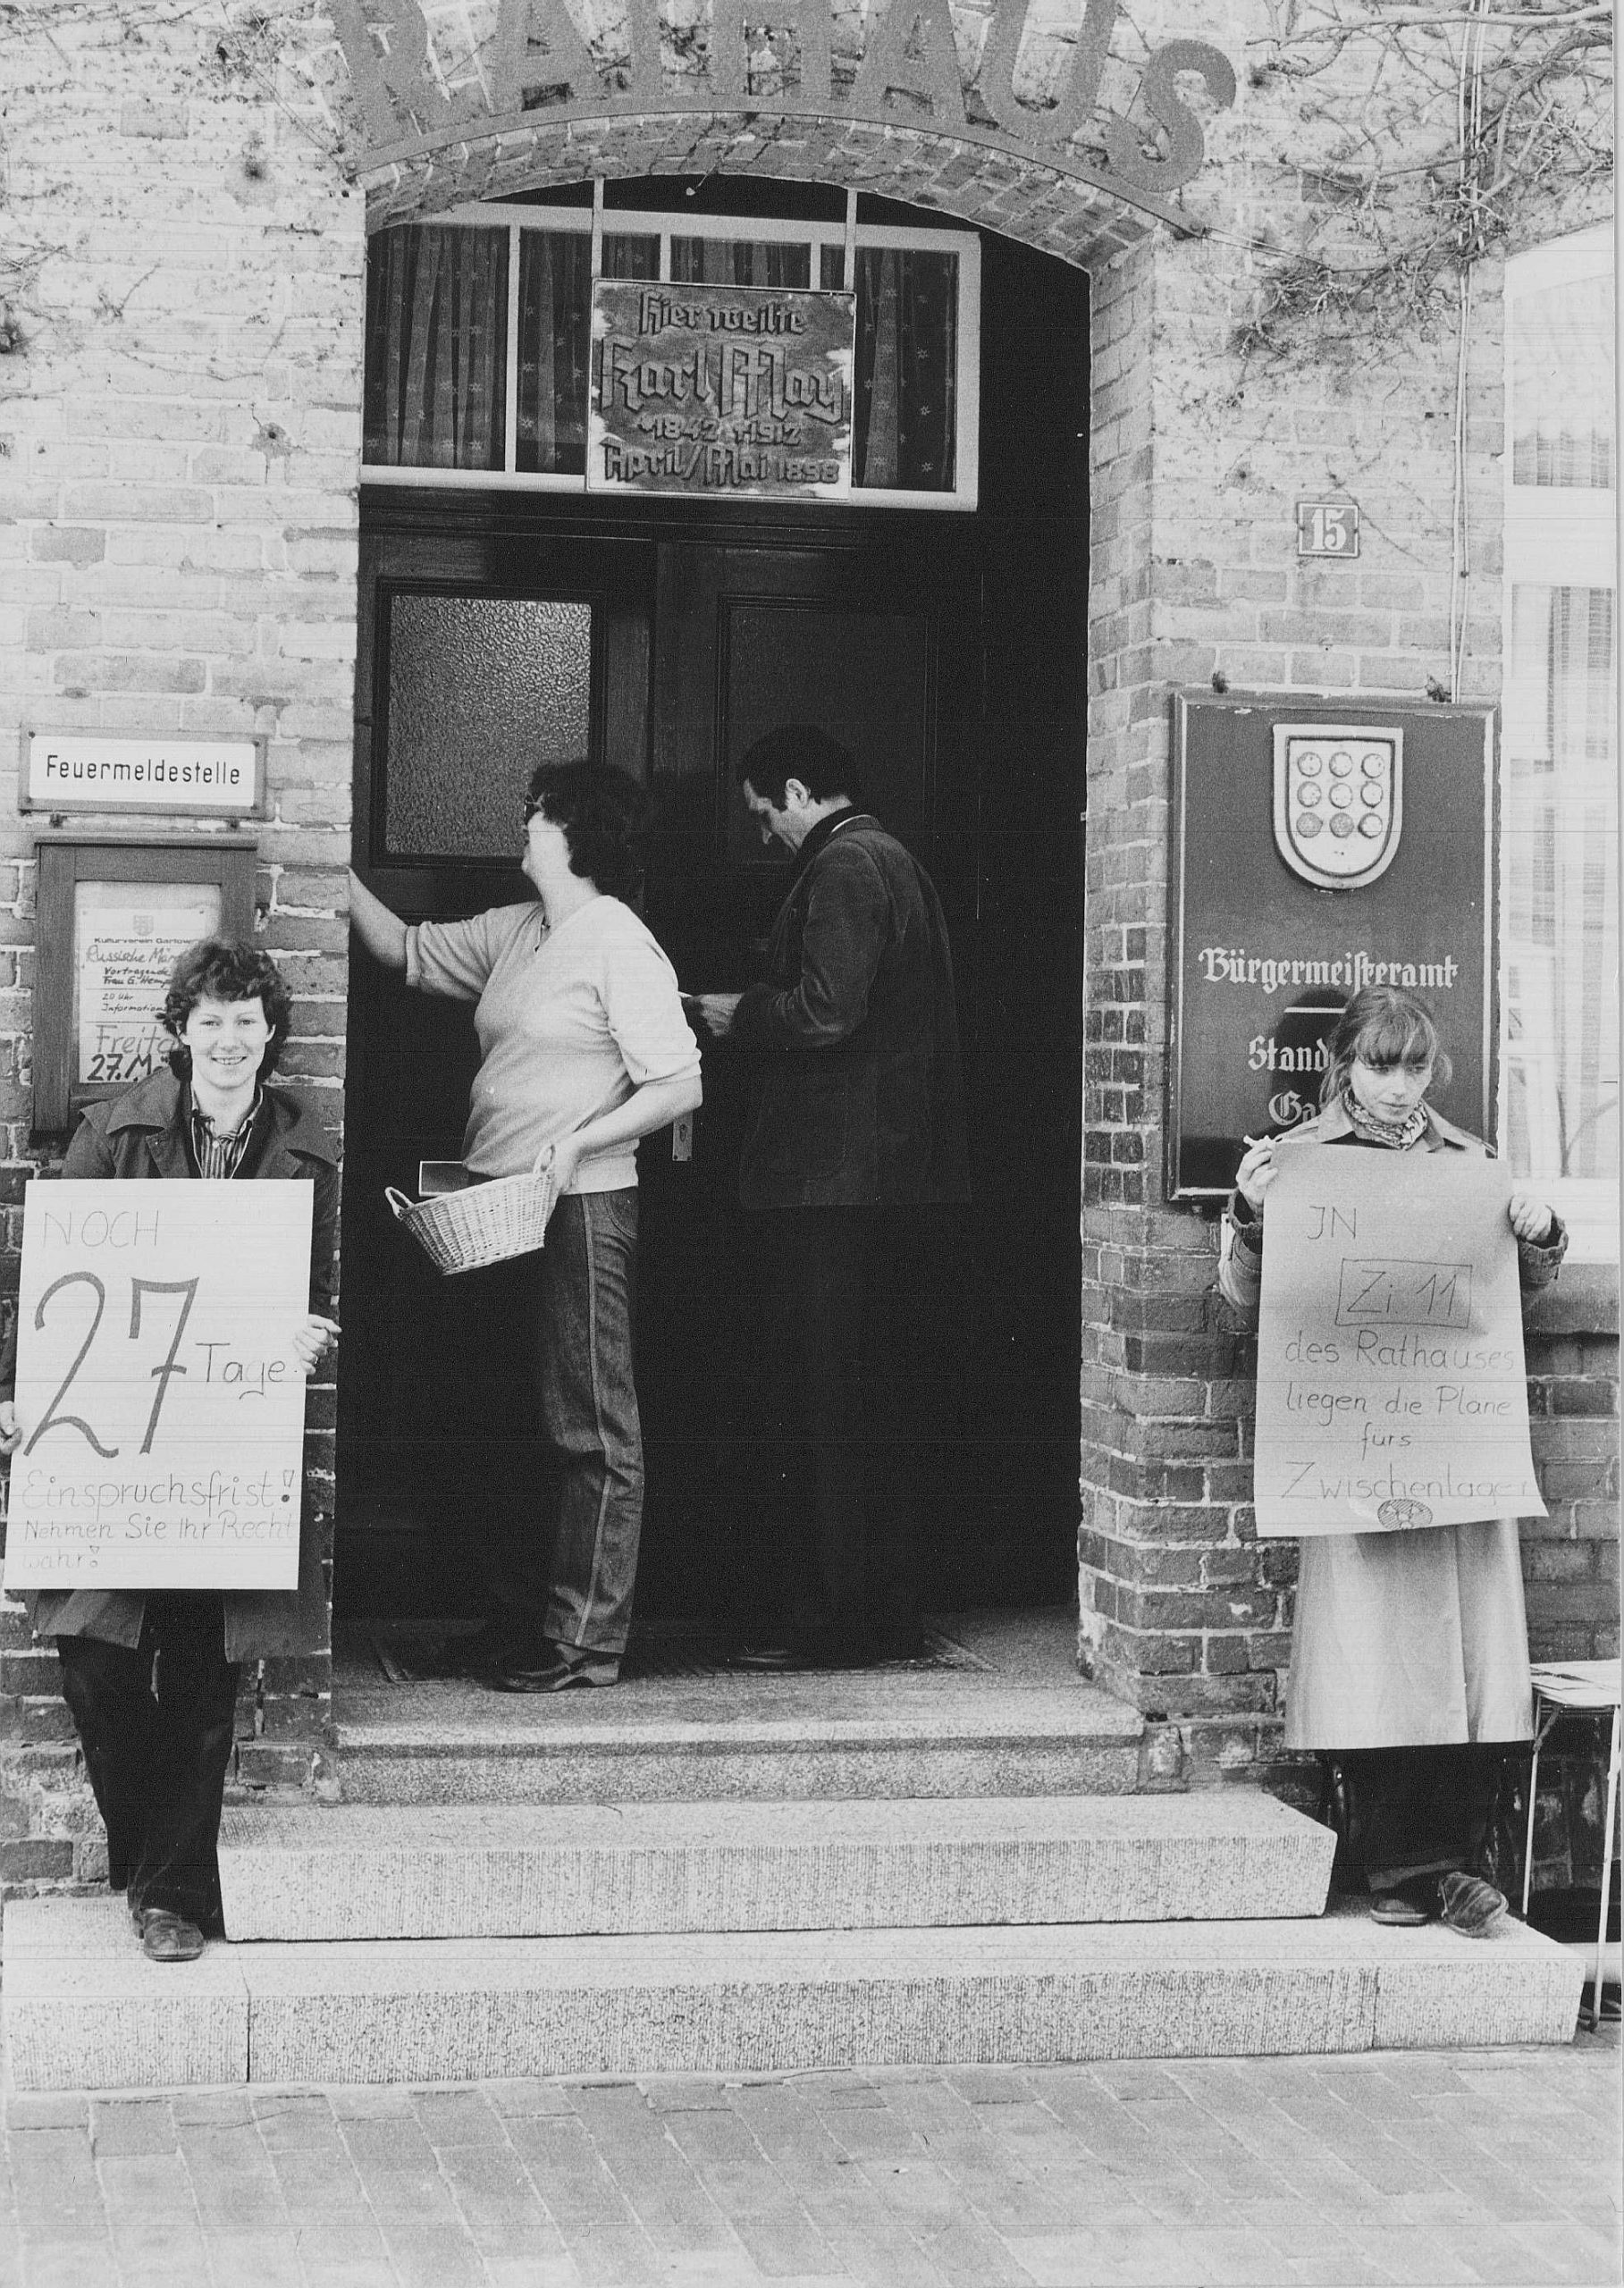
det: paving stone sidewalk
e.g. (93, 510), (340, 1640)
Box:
(0, 2023), (1615, 2288)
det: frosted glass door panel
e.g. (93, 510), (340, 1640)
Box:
(384, 595), (593, 860)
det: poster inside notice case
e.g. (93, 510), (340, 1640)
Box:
(589, 280), (854, 500)
(1252, 1147), (1544, 1537)
(3, 1182), (312, 1593)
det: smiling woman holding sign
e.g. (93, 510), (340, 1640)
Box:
(0, 941), (337, 1963)
(1221, 986), (1565, 1939)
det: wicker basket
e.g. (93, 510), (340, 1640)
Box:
(386, 1149), (558, 1276)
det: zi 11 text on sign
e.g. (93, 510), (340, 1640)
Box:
(1252, 1147), (1544, 1535)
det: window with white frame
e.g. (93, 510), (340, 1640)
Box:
(361, 205), (980, 510)
(1501, 226), (1618, 1259)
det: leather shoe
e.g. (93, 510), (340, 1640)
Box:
(130, 1905), (206, 1962)
(486, 1643), (619, 1693)
(1369, 1893), (1434, 1928)
(1438, 1872), (1508, 1939)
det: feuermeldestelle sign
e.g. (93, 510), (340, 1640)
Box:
(21, 730), (265, 819)
(2, 1183), (312, 1593)
(1253, 1148), (1543, 1535)
(1168, 694), (1496, 1199)
(589, 282), (854, 500)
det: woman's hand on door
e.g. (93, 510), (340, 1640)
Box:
(347, 871), (408, 971)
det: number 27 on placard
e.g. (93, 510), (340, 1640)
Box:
(25, 1273), (198, 1461)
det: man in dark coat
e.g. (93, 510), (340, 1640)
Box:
(693, 726), (969, 1668)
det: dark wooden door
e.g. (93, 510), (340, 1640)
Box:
(340, 526), (655, 1612)
(341, 225), (1089, 1626)
(631, 532), (982, 1635)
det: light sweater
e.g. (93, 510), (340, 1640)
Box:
(406, 898), (699, 1192)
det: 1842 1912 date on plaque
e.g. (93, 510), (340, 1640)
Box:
(3, 1182), (312, 1593)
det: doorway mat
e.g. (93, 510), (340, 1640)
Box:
(349, 1623), (994, 1687)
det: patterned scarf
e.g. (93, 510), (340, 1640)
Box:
(1341, 1089), (1428, 1151)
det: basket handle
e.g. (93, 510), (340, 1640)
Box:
(385, 1186), (417, 1222)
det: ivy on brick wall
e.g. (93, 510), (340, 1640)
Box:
(1233, 0), (1612, 365)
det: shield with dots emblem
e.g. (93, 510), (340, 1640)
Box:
(1273, 725), (1404, 889)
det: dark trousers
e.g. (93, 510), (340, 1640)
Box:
(478, 1190), (644, 1657)
(754, 1206), (926, 1648)
(55, 1593), (239, 1933)
(1324, 1745), (1507, 1896)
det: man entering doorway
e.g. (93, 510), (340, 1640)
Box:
(692, 726), (970, 1669)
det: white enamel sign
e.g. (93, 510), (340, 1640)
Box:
(23, 732), (264, 817)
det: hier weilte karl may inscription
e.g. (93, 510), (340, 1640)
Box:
(590, 282), (854, 499)
(1168, 694), (1497, 1201)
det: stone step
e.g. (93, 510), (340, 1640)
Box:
(330, 1679), (1146, 1805)
(3, 1896), (1582, 2091)
(216, 1794), (1336, 1941)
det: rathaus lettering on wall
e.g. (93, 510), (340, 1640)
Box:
(332, 0), (1235, 207)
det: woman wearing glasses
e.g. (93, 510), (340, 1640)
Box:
(349, 762), (701, 1692)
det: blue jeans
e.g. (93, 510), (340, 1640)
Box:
(485, 1190), (643, 1656)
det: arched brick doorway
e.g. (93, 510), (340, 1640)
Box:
(342, 138), (1144, 1641)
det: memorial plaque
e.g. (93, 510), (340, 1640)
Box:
(3, 1183), (312, 1592)
(589, 281), (854, 500)
(1253, 1147), (1544, 1536)
(1169, 694), (1496, 1199)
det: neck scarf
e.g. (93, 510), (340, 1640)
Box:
(1341, 1089), (1428, 1151)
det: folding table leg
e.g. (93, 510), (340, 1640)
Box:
(1523, 1735), (1541, 1920)
(1590, 1704), (1620, 2033)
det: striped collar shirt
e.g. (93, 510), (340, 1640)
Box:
(188, 1089), (263, 1180)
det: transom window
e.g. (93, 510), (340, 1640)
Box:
(1501, 226), (1617, 1260)
(362, 201), (980, 510)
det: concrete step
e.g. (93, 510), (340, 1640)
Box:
(216, 1794), (1336, 1940)
(4, 1896), (1582, 2090)
(330, 1678), (1147, 1804)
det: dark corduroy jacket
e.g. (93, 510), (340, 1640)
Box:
(731, 812), (971, 1209)
(1, 1068), (338, 1660)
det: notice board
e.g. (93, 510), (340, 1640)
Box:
(4, 1182), (312, 1592)
(1253, 1147), (1544, 1536)
(1169, 694), (1495, 1199)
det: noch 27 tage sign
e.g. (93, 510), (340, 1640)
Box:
(4, 1184), (313, 1593)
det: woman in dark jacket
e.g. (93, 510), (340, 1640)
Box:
(0, 941), (337, 1960)
(1219, 985), (1564, 1936)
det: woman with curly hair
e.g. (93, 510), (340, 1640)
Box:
(349, 761), (702, 1694)
(0, 938), (339, 1961)
(1220, 984), (1565, 1938)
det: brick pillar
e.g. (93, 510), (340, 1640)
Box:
(1079, 240), (1305, 1788)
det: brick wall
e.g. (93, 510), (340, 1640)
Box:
(1076, 20), (1618, 1788)
(0, 0), (1613, 1891)
(0, 4), (362, 1888)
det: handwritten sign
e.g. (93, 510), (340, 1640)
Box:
(589, 282), (854, 500)
(73, 880), (221, 1091)
(3, 1183), (312, 1592)
(1254, 1147), (1544, 1536)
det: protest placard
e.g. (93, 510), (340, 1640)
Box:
(4, 1182), (312, 1592)
(1253, 1144), (1544, 1536)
